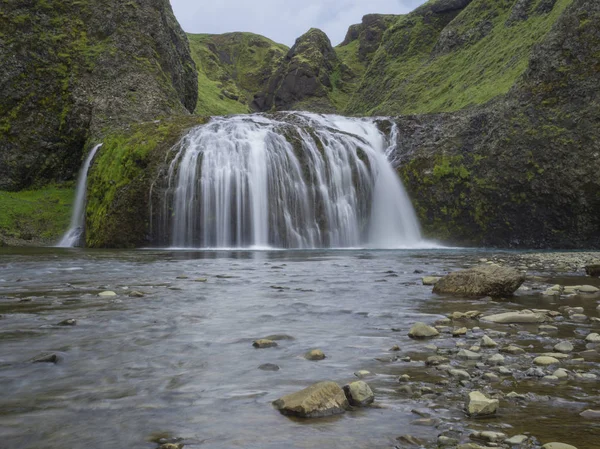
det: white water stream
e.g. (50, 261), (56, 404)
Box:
(57, 144), (102, 248)
(163, 113), (427, 249)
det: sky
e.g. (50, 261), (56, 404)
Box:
(170, 0), (428, 47)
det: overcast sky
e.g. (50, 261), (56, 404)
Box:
(171, 0), (428, 47)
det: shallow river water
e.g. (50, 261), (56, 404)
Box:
(0, 248), (598, 449)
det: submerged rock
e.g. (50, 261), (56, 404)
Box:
(258, 363), (280, 371)
(433, 265), (525, 297)
(272, 381), (349, 417)
(57, 319), (76, 326)
(31, 353), (59, 364)
(465, 391), (499, 417)
(343, 381), (374, 406)
(129, 291), (145, 297)
(408, 322), (440, 338)
(481, 310), (546, 324)
(422, 276), (441, 286)
(585, 264), (600, 277)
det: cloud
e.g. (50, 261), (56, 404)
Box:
(170, 0), (428, 47)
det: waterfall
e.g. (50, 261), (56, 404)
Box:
(57, 144), (102, 248)
(159, 113), (426, 249)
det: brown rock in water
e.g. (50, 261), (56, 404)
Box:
(433, 265), (525, 297)
(585, 264), (600, 277)
(273, 381), (349, 417)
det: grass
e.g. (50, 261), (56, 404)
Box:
(0, 186), (74, 242)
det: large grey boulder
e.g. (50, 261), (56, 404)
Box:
(433, 265), (525, 297)
(272, 381), (349, 418)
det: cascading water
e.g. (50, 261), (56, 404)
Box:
(158, 113), (426, 249)
(57, 144), (102, 248)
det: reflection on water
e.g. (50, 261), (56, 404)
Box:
(0, 248), (598, 449)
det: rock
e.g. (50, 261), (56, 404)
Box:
(396, 435), (425, 446)
(585, 264), (600, 277)
(487, 354), (505, 365)
(541, 444), (578, 449)
(194, 278), (208, 282)
(480, 335), (498, 347)
(273, 381), (349, 417)
(258, 363), (280, 371)
(475, 431), (506, 442)
(501, 344), (526, 355)
(263, 334), (295, 341)
(466, 391), (499, 417)
(577, 285), (599, 293)
(438, 435), (459, 446)
(354, 370), (372, 379)
(32, 353), (59, 364)
(483, 372), (499, 382)
(252, 339), (277, 348)
(448, 369), (471, 380)
(549, 369), (567, 380)
(426, 355), (449, 366)
(458, 349), (482, 360)
(98, 291), (117, 297)
(343, 381), (374, 406)
(422, 276), (441, 285)
(585, 333), (600, 343)
(398, 374), (411, 382)
(389, 344), (401, 352)
(453, 327), (468, 337)
(507, 391), (527, 399)
(129, 290), (145, 297)
(481, 310), (546, 324)
(580, 409), (600, 419)
(505, 435), (529, 445)
(304, 349), (326, 360)
(540, 325), (559, 331)
(408, 322), (439, 338)
(57, 319), (76, 326)
(553, 341), (574, 353)
(433, 265), (525, 297)
(176, 275), (188, 279)
(534, 356), (560, 366)
(159, 444), (183, 449)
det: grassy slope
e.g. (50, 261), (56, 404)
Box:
(347, 0), (573, 115)
(188, 32), (288, 116)
(0, 186), (74, 243)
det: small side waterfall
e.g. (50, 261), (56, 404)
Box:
(57, 144), (102, 248)
(158, 113), (426, 249)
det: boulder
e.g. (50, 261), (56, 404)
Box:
(408, 322), (440, 338)
(433, 265), (525, 297)
(466, 391), (499, 417)
(273, 381), (349, 417)
(343, 381), (374, 406)
(481, 310), (546, 324)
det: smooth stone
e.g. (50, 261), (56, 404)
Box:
(585, 333), (600, 342)
(577, 285), (599, 293)
(483, 372), (500, 382)
(481, 310), (546, 324)
(263, 334), (295, 341)
(32, 353), (59, 364)
(553, 368), (569, 379)
(540, 352), (569, 359)
(426, 355), (449, 366)
(408, 322), (439, 339)
(579, 409), (600, 419)
(571, 314), (588, 322)
(500, 345), (525, 355)
(481, 335), (498, 348)
(553, 341), (573, 355)
(422, 276), (441, 285)
(343, 381), (374, 406)
(252, 339), (277, 348)
(304, 349), (326, 360)
(534, 356), (560, 366)
(505, 435), (529, 445)
(458, 349), (482, 360)
(478, 431), (507, 442)
(57, 319), (76, 326)
(354, 370), (372, 379)
(398, 374), (411, 382)
(194, 278), (207, 282)
(540, 325), (558, 331)
(448, 369), (471, 380)
(128, 290), (145, 297)
(469, 345), (481, 352)
(272, 381), (349, 417)
(258, 363), (280, 371)
(466, 391), (499, 417)
(433, 265), (525, 297)
(98, 291), (117, 297)
(543, 375), (559, 381)
(541, 444), (578, 449)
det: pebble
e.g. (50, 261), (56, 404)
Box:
(534, 356), (560, 366)
(553, 368), (568, 379)
(98, 291), (117, 297)
(554, 341), (574, 353)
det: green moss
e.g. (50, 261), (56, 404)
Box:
(0, 185), (74, 241)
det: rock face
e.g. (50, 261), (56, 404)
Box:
(0, 0), (197, 191)
(343, 381), (374, 406)
(272, 381), (349, 418)
(433, 265), (525, 297)
(466, 391), (499, 417)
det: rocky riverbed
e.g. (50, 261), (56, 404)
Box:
(0, 248), (599, 449)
